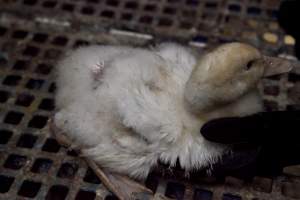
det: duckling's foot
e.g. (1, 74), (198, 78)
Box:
(48, 117), (153, 200)
(86, 159), (153, 200)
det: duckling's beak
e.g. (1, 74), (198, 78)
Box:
(262, 56), (294, 77)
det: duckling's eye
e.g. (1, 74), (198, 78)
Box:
(246, 60), (255, 70)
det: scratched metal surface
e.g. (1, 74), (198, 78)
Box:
(0, 0), (300, 199)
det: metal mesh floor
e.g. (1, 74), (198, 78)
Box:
(1, 0), (300, 199)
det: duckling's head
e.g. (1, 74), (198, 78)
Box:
(185, 42), (292, 113)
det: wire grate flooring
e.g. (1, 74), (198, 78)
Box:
(1, 0), (300, 199)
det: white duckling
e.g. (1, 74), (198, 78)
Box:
(52, 42), (292, 199)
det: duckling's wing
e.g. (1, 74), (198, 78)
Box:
(55, 45), (134, 109)
(109, 51), (183, 144)
(117, 82), (183, 143)
(114, 45), (198, 144)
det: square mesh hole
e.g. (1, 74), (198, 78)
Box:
(23, 0), (37, 6)
(33, 33), (48, 43)
(144, 4), (156, 12)
(106, 0), (119, 6)
(186, 0), (199, 6)
(2, 75), (22, 86)
(62, 3), (75, 12)
(81, 7), (95, 15)
(140, 16), (153, 24)
(42, 1), (57, 8)
(158, 18), (173, 27)
(75, 190), (96, 200)
(16, 133), (38, 148)
(18, 180), (41, 198)
(46, 185), (69, 200)
(101, 10), (115, 18)
(288, 73), (300, 82)
(0, 175), (14, 193)
(12, 30), (28, 39)
(31, 158), (53, 173)
(193, 189), (213, 200)
(205, 2), (218, 9)
(4, 111), (24, 125)
(247, 7), (261, 15)
(13, 60), (29, 71)
(0, 56), (8, 68)
(165, 182), (185, 199)
(266, 74), (281, 81)
(222, 194), (242, 200)
(28, 115), (48, 129)
(125, 1), (138, 9)
(52, 36), (68, 46)
(15, 93), (35, 107)
(39, 98), (55, 111)
(105, 195), (118, 200)
(23, 45), (40, 57)
(26, 78), (44, 90)
(121, 13), (133, 21)
(228, 4), (241, 12)
(42, 138), (61, 153)
(57, 162), (79, 179)
(180, 21), (193, 29)
(163, 7), (176, 15)
(67, 149), (79, 157)
(222, 193), (242, 200)
(0, 90), (10, 103)
(0, 26), (7, 36)
(83, 168), (101, 184)
(0, 57), (8, 69)
(86, 0), (99, 3)
(4, 154), (27, 170)
(0, 129), (13, 144)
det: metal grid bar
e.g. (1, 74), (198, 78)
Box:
(0, 0), (300, 199)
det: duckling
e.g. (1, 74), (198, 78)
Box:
(52, 42), (292, 199)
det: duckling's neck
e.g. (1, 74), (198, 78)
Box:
(184, 75), (215, 115)
(184, 83), (263, 120)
